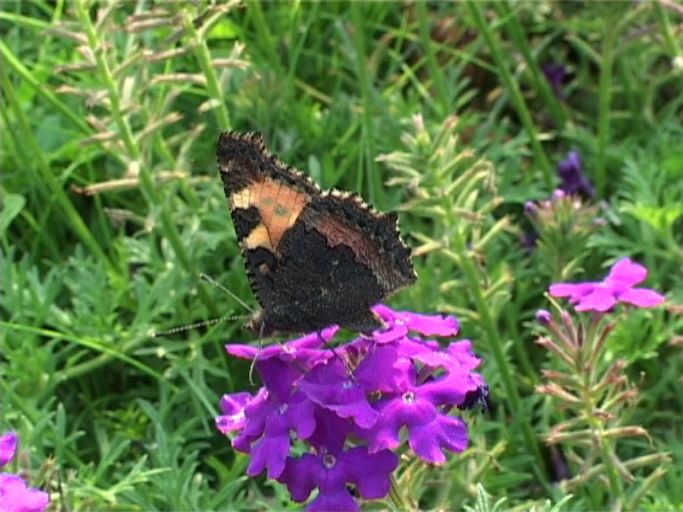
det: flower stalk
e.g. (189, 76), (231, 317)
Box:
(380, 115), (550, 488)
(537, 258), (669, 505)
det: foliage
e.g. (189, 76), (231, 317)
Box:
(1, 1), (681, 510)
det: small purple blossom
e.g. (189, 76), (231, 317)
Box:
(542, 62), (566, 99)
(216, 305), (486, 510)
(549, 257), (665, 312)
(557, 151), (594, 199)
(0, 432), (49, 512)
(536, 309), (553, 325)
(0, 433), (17, 467)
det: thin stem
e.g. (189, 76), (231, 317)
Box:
(72, 0), (218, 316)
(350, 3), (383, 205)
(468, 3), (553, 189)
(387, 474), (408, 510)
(450, 226), (550, 490)
(416, 1), (448, 117)
(0, 60), (112, 268)
(495, 1), (567, 128)
(576, 315), (624, 503)
(595, 25), (616, 198)
(184, 13), (231, 129)
(74, 0), (140, 161)
(0, 40), (92, 137)
(654, 0), (682, 58)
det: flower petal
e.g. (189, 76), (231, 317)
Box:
(247, 412), (290, 479)
(354, 346), (402, 394)
(224, 343), (258, 360)
(307, 489), (359, 512)
(606, 257), (646, 285)
(408, 415), (468, 464)
(0, 474), (50, 512)
(300, 361), (378, 429)
(345, 447), (398, 499)
(418, 370), (476, 407)
(400, 311), (459, 337)
(285, 393), (317, 440)
(0, 432), (17, 467)
(278, 454), (319, 503)
(575, 288), (616, 312)
(618, 288), (665, 308)
(548, 282), (593, 300)
(361, 395), (437, 452)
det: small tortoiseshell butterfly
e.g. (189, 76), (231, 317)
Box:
(216, 131), (416, 335)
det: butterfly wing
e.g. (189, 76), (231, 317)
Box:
(217, 131), (415, 334)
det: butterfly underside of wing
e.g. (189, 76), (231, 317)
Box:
(216, 131), (416, 335)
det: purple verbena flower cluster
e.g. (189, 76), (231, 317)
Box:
(557, 151), (594, 199)
(550, 257), (665, 312)
(0, 432), (49, 512)
(216, 305), (486, 511)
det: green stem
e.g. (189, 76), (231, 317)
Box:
(350, 3), (384, 205)
(387, 475), (408, 510)
(654, 0), (682, 58)
(595, 25), (616, 199)
(1, 322), (162, 384)
(415, 1), (449, 117)
(468, 3), (553, 189)
(450, 226), (550, 489)
(74, 0), (140, 160)
(185, 13), (231, 129)
(495, 1), (567, 128)
(248, 1), (285, 76)
(0, 62), (112, 268)
(598, 433), (624, 502)
(0, 40), (92, 136)
(73, 0), (218, 316)
(578, 315), (623, 502)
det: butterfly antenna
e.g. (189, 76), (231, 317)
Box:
(153, 315), (245, 338)
(199, 272), (255, 313)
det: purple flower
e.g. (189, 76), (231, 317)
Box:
(299, 359), (379, 428)
(0, 432), (49, 512)
(536, 309), (553, 325)
(216, 305), (486, 509)
(549, 257), (665, 312)
(0, 433), (17, 467)
(542, 62), (566, 99)
(354, 346), (473, 462)
(278, 446), (398, 512)
(557, 151), (594, 199)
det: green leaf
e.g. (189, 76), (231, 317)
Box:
(0, 193), (26, 233)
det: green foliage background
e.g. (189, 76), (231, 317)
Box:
(1, 1), (681, 510)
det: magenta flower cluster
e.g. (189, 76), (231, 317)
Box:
(0, 432), (49, 512)
(216, 305), (486, 511)
(550, 257), (665, 312)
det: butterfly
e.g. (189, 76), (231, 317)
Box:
(216, 131), (416, 335)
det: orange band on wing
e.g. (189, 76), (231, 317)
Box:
(230, 177), (310, 251)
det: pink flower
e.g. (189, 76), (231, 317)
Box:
(0, 432), (49, 512)
(0, 433), (17, 467)
(549, 258), (665, 312)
